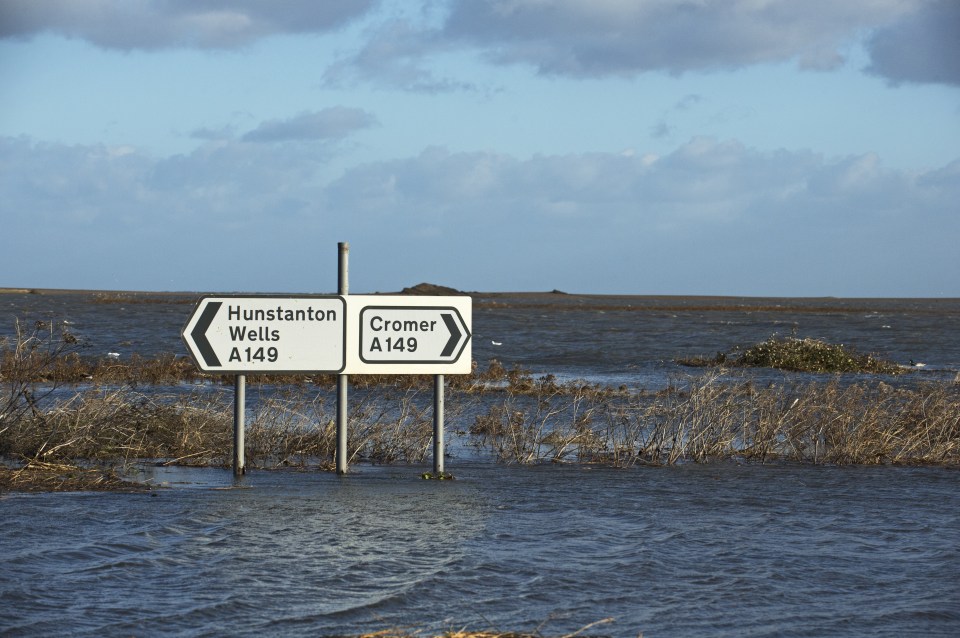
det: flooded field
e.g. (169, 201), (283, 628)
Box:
(2, 291), (959, 636)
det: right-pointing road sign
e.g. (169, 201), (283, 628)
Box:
(345, 295), (472, 374)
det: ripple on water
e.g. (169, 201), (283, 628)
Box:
(1, 464), (959, 637)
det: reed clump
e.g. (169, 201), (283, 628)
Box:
(1, 388), (233, 466)
(679, 335), (904, 374)
(349, 631), (575, 638)
(0, 386), (455, 475)
(348, 631), (570, 638)
(0, 460), (139, 492)
(470, 376), (604, 464)
(2, 373), (957, 491)
(471, 372), (959, 466)
(243, 386), (449, 468)
(347, 615), (614, 637)
(1, 348), (206, 385)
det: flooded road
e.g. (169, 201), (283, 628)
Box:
(2, 291), (959, 636)
(3, 462), (959, 637)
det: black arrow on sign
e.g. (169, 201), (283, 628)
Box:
(191, 301), (222, 367)
(440, 312), (462, 357)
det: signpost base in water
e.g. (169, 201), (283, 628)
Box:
(434, 374), (444, 476)
(234, 374), (245, 476)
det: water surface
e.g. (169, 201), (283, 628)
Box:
(2, 292), (959, 636)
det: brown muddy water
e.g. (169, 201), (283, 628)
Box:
(1, 291), (959, 636)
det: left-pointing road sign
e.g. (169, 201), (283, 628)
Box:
(182, 296), (346, 373)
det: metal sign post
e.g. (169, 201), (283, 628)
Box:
(434, 374), (444, 476)
(337, 242), (349, 475)
(234, 374), (245, 476)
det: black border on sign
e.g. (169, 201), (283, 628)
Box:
(359, 305), (472, 365)
(181, 294), (347, 374)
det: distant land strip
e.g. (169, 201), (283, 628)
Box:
(2, 287), (956, 315)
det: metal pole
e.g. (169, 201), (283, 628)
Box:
(234, 374), (245, 476)
(336, 242), (349, 475)
(433, 374), (444, 476)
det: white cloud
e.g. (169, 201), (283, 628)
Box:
(241, 108), (378, 143)
(190, 125), (238, 142)
(322, 19), (475, 92)
(865, 0), (960, 87)
(0, 136), (155, 227)
(319, 0), (956, 91)
(0, 0), (376, 50)
(3, 134), (953, 235)
(1, 135), (957, 294)
(3, 0), (953, 90)
(441, 0), (920, 77)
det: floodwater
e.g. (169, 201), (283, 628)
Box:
(2, 292), (959, 636)
(3, 463), (958, 637)
(4, 292), (960, 387)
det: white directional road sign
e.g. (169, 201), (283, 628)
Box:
(345, 295), (472, 374)
(182, 296), (346, 373)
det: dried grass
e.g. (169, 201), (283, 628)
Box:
(2, 318), (958, 488)
(0, 459), (140, 492)
(347, 616), (614, 638)
(473, 372), (960, 466)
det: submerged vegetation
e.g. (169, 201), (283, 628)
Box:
(2, 318), (959, 491)
(469, 372), (959, 466)
(342, 619), (614, 638)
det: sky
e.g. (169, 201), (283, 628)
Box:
(1, 0), (958, 297)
